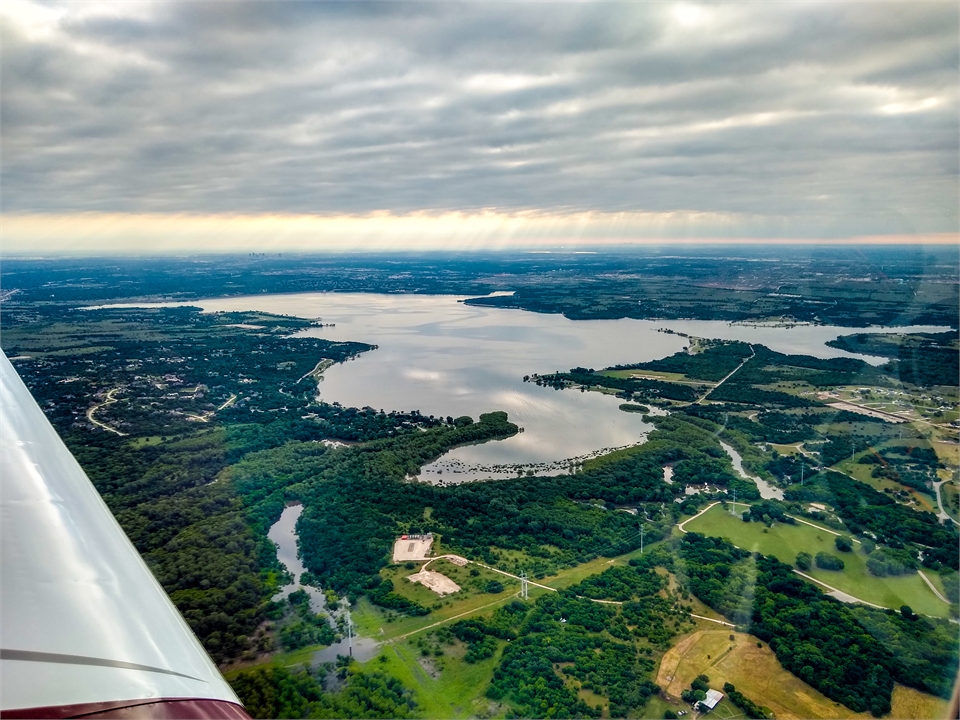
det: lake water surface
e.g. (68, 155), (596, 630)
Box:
(180, 292), (947, 481)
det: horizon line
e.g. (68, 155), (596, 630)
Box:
(2, 211), (956, 253)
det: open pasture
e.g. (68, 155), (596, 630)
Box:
(683, 504), (949, 617)
(657, 629), (950, 719)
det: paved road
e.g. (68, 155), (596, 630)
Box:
(86, 387), (127, 436)
(792, 570), (888, 609)
(918, 569), (950, 603)
(932, 480), (959, 526)
(696, 344), (755, 404)
(677, 501), (723, 532)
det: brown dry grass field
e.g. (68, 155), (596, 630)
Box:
(656, 629), (950, 720)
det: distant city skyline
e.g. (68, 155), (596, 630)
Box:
(2, 1), (957, 252)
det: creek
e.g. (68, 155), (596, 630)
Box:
(720, 440), (784, 500)
(268, 504), (381, 663)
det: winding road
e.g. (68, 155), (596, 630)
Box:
(86, 388), (127, 436)
(932, 480), (959, 526)
(185, 393), (238, 422)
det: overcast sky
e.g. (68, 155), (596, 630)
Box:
(2, 1), (957, 250)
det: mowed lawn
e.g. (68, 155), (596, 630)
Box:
(657, 629), (949, 720)
(683, 505), (950, 617)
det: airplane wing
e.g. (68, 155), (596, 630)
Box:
(0, 350), (250, 718)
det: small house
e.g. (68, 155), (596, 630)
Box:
(699, 689), (724, 712)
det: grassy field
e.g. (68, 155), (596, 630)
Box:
(833, 454), (941, 514)
(639, 694), (688, 719)
(656, 629), (950, 720)
(600, 369), (693, 383)
(941, 481), (960, 522)
(770, 442), (804, 456)
(683, 504), (950, 617)
(372, 637), (505, 719)
(931, 439), (960, 468)
(888, 685), (952, 720)
(129, 435), (165, 448)
(351, 587), (531, 644)
(657, 629), (864, 719)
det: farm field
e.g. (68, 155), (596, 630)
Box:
(683, 504), (950, 617)
(657, 629), (949, 719)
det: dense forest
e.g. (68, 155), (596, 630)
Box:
(478, 564), (690, 717)
(531, 367), (701, 402)
(230, 665), (418, 719)
(226, 410), (775, 598)
(620, 340), (754, 382)
(826, 331), (959, 387)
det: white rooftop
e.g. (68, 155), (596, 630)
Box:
(702, 689), (724, 710)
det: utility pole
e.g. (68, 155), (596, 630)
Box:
(800, 461), (804, 486)
(346, 608), (353, 657)
(519, 570), (529, 600)
(730, 488), (737, 515)
(640, 524), (645, 555)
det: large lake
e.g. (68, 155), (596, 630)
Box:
(166, 292), (947, 482)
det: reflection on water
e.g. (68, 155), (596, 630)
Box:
(311, 636), (380, 665)
(268, 504), (326, 613)
(268, 504), (382, 656)
(720, 441), (784, 500)
(170, 292), (946, 482)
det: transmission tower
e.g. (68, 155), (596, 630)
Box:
(519, 570), (529, 600)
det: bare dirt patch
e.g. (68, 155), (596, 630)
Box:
(406, 570), (461, 596)
(392, 535), (434, 562)
(417, 655), (441, 679)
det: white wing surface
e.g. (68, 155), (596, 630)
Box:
(0, 350), (249, 718)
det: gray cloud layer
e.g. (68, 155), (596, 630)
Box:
(2, 1), (957, 237)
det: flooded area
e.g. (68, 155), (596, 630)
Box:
(310, 636), (380, 665)
(720, 441), (784, 500)
(662, 465), (674, 485)
(146, 292), (945, 482)
(269, 504), (382, 660)
(267, 504), (327, 613)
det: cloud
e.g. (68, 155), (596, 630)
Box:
(1, 1), (957, 244)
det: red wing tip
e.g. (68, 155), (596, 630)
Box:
(1, 698), (251, 719)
